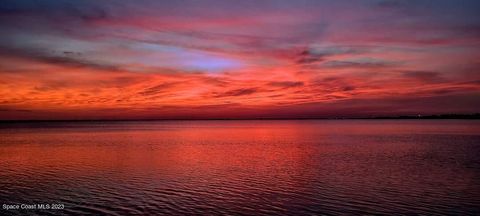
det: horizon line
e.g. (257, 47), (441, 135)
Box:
(1, 113), (479, 123)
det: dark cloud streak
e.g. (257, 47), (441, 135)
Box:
(215, 88), (258, 97)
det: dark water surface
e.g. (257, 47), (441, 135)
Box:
(0, 120), (479, 215)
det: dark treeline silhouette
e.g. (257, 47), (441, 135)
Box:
(369, 113), (480, 119)
(0, 113), (479, 123)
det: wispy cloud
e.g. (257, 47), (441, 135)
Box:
(0, 0), (479, 119)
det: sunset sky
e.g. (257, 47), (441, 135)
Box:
(0, 0), (479, 120)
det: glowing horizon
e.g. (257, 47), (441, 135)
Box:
(0, 0), (479, 120)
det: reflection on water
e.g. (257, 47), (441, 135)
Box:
(0, 120), (479, 215)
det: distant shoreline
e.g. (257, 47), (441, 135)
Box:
(0, 114), (479, 123)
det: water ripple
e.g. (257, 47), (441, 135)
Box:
(0, 120), (479, 215)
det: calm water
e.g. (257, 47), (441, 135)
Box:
(0, 120), (479, 215)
